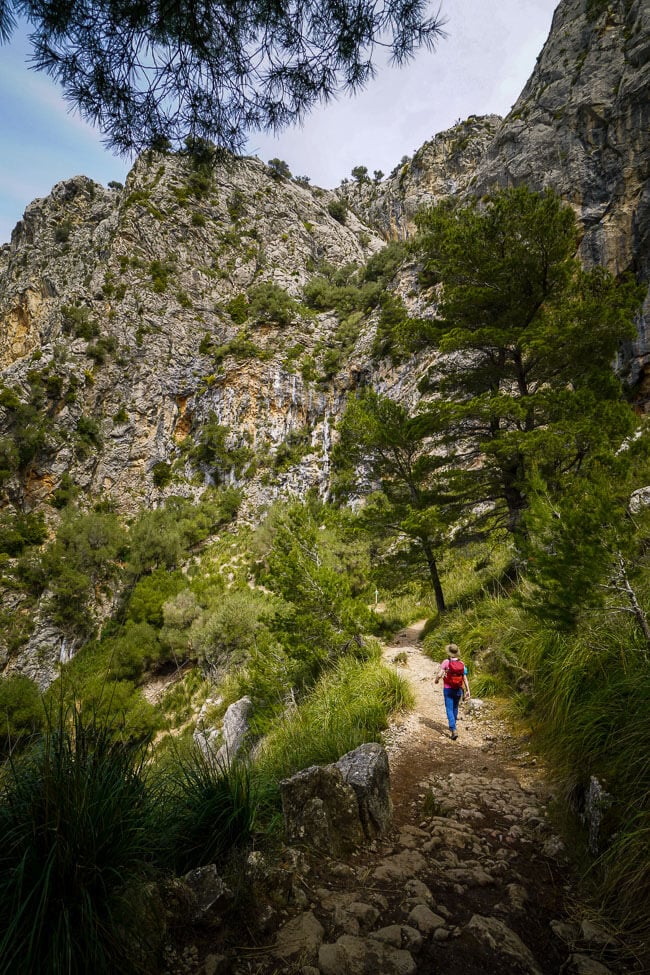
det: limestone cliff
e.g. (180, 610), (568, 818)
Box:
(472, 0), (650, 388)
(1, 0), (649, 678)
(0, 155), (394, 518)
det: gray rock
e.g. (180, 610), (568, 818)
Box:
(579, 919), (612, 946)
(407, 904), (447, 935)
(369, 925), (423, 952)
(550, 920), (580, 945)
(336, 742), (393, 839)
(466, 915), (543, 975)
(215, 695), (253, 764)
(280, 764), (364, 855)
(318, 935), (416, 975)
(204, 954), (230, 975)
(272, 911), (325, 963)
(182, 865), (232, 920)
(372, 850), (428, 882)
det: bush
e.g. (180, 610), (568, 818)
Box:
(0, 675), (44, 752)
(193, 588), (268, 667)
(156, 750), (257, 873)
(247, 282), (297, 326)
(127, 568), (186, 627)
(327, 199), (347, 224)
(225, 293), (249, 324)
(61, 305), (99, 340)
(0, 511), (47, 556)
(75, 415), (102, 456)
(267, 158), (291, 179)
(152, 461), (172, 488)
(0, 709), (162, 975)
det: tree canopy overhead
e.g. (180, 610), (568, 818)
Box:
(1, 0), (445, 154)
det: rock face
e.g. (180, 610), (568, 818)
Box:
(0, 0), (649, 679)
(345, 114), (502, 239)
(0, 155), (386, 519)
(471, 0), (650, 389)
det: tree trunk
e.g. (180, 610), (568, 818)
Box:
(616, 552), (650, 655)
(421, 537), (446, 614)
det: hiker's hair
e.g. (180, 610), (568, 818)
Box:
(445, 643), (459, 656)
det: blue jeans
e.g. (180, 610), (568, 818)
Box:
(443, 687), (463, 731)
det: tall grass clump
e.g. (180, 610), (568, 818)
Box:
(518, 614), (650, 930)
(156, 749), (257, 874)
(0, 708), (161, 975)
(253, 655), (413, 816)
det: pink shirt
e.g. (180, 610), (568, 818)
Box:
(440, 658), (466, 689)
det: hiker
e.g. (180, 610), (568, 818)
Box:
(434, 643), (470, 740)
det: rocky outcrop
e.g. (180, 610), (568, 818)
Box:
(280, 743), (392, 855)
(193, 695), (253, 765)
(0, 153), (386, 519)
(344, 115), (502, 239)
(471, 0), (650, 388)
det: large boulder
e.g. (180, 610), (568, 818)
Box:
(280, 764), (364, 856)
(336, 742), (392, 839)
(194, 696), (253, 765)
(280, 743), (392, 856)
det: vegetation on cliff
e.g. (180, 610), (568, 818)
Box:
(0, 165), (649, 971)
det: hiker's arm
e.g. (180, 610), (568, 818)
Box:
(434, 665), (445, 684)
(463, 675), (471, 698)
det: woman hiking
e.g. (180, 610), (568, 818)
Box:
(434, 643), (470, 740)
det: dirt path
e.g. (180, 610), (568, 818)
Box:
(376, 623), (626, 975)
(382, 621), (545, 816)
(177, 625), (635, 975)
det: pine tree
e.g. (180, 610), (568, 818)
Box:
(1, 0), (444, 153)
(334, 389), (450, 613)
(414, 186), (644, 539)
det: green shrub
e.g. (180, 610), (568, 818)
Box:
(127, 568), (185, 627)
(225, 293), (249, 324)
(0, 675), (44, 752)
(247, 282), (297, 326)
(152, 461), (172, 488)
(193, 588), (268, 667)
(113, 405), (129, 425)
(0, 511), (47, 556)
(75, 415), (102, 456)
(54, 218), (72, 243)
(191, 211), (206, 227)
(156, 751), (257, 873)
(267, 158), (291, 179)
(327, 199), (347, 224)
(227, 189), (247, 221)
(61, 305), (99, 340)
(273, 426), (312, 471)
(191, 413), (253, 481)
(86, 335), (118, 364)
(51, 471), (79, 508)
(0, 708), (162, 975)
(148, 259), (174, 293)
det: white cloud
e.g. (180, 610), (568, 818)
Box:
(0, 1), (558, 241)
(249, 0), (557, 187)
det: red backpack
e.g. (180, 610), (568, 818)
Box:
(446, 658), (465, 689)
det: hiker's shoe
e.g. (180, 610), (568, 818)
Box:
(451, 731), (458, 740)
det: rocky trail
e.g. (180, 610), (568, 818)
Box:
(168, 625), (638, 975)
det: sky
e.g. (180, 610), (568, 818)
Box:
(0, 1), (558, 245)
